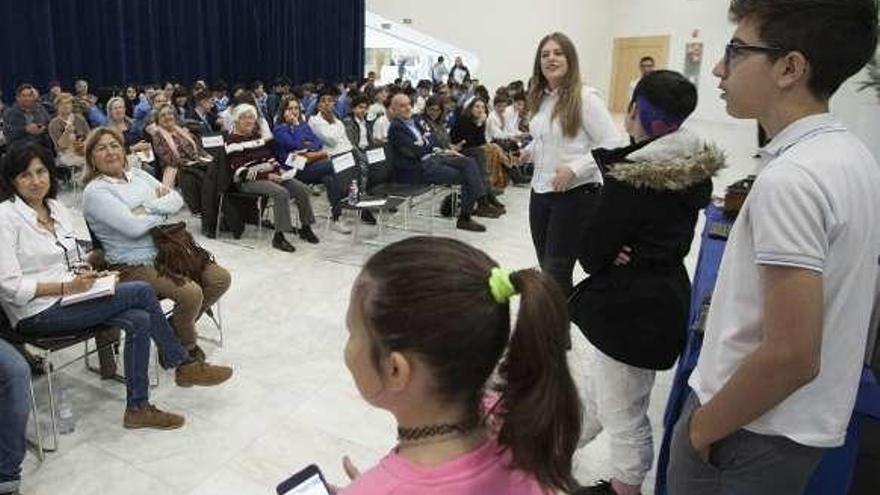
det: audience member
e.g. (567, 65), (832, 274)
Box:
(343, 94), (375, 154)
(300, 83), (318, 117)
(366, 86), (388, 122)
(431, 56), (450, 85)
(521, 32), (622, 295)
(669, 1), (880, 494)
(252, 80), (269, 118)
(212, 81), (230, 113)
(413, 80), (432, 114)
(105, 97), (151, 154)
(72, 79), (95, 117)
(40, 81), (62, 116)
(3, 84), (53, 149)
(266, 77), (291, 122)
(422, 96), (456, 150)
(48, 93), (89, 172)
(0, 337), (29, 495)
(172, 88), (191, 122)
(387, 93), (494, 232)
(273, 98), (357, 235)
(0, 141), (220, 430)
(150, 103), (212, 214)
(124, 84), (140, 117)
(336, 236), (582, 494)
(308, 89), (359, 158)
(574, 71), (719, 495)
(226, 104), (318, 251)
(81, 128), (234, 371)
(451, 97), (510, 199)
(186, 90), (222, 136)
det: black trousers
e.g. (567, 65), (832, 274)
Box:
(529, 183), (601, 295)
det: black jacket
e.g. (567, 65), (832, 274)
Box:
(570, 129), (724, 370)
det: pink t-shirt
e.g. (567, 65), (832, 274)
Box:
(339, 440), (551, 495)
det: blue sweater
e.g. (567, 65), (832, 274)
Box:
(83, 168), (184, 266)
(272, 122), (324, 163)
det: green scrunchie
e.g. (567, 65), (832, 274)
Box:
(488, 267), (517, 304)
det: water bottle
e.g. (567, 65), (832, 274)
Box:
(56, 385), (75, 434)
(347, 179), (359, 205)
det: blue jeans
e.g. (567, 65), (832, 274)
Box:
(296, 159), (344, 220)
(15, 281), (190, 409)
(421, 154), (486, 215)
(0, 338), (29, 492)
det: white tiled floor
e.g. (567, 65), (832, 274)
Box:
(19, 117), (758, 495)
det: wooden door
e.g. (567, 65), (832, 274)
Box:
(609, 36), (670, 113)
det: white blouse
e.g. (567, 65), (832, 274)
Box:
(0, 198), (80, 326)
(526, 85), (623, 194)
(308, 114), (354, 156)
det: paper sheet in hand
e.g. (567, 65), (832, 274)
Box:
(135, 148), (155, 164)
(201, 135), (225, 149)
(332, 153), (356, 173)
(366, 148), (385, 164)
(61, 274), (118, 306)
(285, 154), (308, 171)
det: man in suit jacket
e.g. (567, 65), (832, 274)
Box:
(387, 93), (499, 232)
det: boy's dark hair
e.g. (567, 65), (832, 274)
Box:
(631, 70), (698, 120)
(417, 79), (433, 90)
(639, 56), (656, 64)
(729, 0), (879, 99)
(357, 237), (581, 494)
(350, 93), (371, 108)
(1, 142), (59, 204)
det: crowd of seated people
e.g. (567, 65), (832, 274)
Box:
(0, 70), (534, 250)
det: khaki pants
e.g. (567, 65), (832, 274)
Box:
(118, 263), (231, 349)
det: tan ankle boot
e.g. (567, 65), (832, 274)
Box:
(175, 361), (233, 387)
(123, 404), (185, 430)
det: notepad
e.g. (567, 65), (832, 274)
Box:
(366, 148), (385, 164)
(332, 152), (356, 173)
(61, 274), (118, 306)
(201, 135), (225, 149)
(354, 199), (387, 208)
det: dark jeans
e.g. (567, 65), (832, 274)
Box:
(529, 184), (601, 295)
(0, 338), (29, 492)
(16, 281), (190, 409)
(421, 154), (486, 216)
(667, 392), (825, 495)
(297, 159), (344, 220)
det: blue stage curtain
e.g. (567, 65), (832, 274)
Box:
(0, 0), (364, 97)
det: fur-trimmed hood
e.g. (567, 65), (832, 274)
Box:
(606, 127), (725, 192)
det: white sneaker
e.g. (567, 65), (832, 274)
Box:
(330, 221), (352, 234)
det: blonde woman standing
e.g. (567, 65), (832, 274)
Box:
(522, 32), (622, 295)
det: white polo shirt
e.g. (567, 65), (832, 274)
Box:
(689, 113), (880, 447)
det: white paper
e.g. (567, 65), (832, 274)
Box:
(366, 147), (385, 164)
(332, 152), (356, 173)
(135, 148), (155, 164)
(355, 199), (387, 208)
(280, 168), (298, 181)
(285, 154), (308, 171)
(201, 135), (225, 149)
(61, 274), (118, 306)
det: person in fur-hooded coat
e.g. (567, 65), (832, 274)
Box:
(570, 70), (725, 495)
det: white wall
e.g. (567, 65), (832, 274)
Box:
(611, 0), (880, 160)
(366, 0), (615, 97)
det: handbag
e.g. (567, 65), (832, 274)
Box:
(149, 222), (214, 285)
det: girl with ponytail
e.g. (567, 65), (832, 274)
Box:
(337, 236), (583, 494)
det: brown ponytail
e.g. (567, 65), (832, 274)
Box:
(496, 269), (582, 493)
(359, 236), (582, 493)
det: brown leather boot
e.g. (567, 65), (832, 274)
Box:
(123, 404), (185, 430)
(175, 361), (233, 387)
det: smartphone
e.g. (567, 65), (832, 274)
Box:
(276, 464), (332, 495)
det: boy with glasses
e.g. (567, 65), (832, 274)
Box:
(668, 1), (879, 494)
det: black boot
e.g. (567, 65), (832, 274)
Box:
(272, 232), (296, 252)
(298, 225), (320, 244)
(456, 215), (486, 232)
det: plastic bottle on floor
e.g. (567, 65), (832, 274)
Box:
(56, 385), (75, 434)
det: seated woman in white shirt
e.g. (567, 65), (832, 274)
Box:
(0, 141), (212, 430)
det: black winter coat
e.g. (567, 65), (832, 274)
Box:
(570, 129), (724, 370)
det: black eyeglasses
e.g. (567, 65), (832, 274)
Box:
(723, 42), (789, 75)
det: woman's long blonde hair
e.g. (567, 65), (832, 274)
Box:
(526, 32), (583, 138)
(81, 127), (125, 186)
